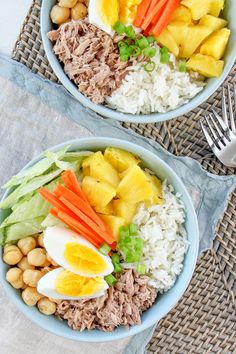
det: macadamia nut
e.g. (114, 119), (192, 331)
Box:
(37, 298), (57, 315)
(22, 287), (42, 306)
(6, 267), (24, 289)
(18, 237), (36, 255)
(50, 5), (70, 25)
(27, 248), (46, 267)
(18, 257), (35, 271)
(23, 269), (43, 287)
(37, 234), (44, 248)
(71, 2), (87, 20)
(3, 245), (23, 265)
(58, 0), (78, 8)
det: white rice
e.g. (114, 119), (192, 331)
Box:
(133, 181), (189, 293)
(106, 45), (204, 114)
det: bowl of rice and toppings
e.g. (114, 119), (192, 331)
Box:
(41, 0), (236, 122)
(0, 137), (199, 341)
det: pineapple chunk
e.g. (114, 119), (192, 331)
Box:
(82, 176), (116, 209)
(186, 54), (224, 77)
(181, 0), (211, 20)
(113, 199), (137, 224)
(199, 14), (227, 31)
(94, 202), (113, 215)
(200, 28), (230, 60)
(117, 165), (153, 203)
(99, 215), (125, 240)
(181, 0), (224, 20)
(89, 161), (120, 187)
(170, 5), (192, 24)
(83, 151), (120, 187)
(145, 172), (164, 206)
(156, 28), (179, 57)
(209, 0), (224, 16)
(104, 147), (140, 173)
(181, 25), (213, 58)
(82, 151), (104, 168)
(167, 24), (189, 55)
(83, 166), (90, 176)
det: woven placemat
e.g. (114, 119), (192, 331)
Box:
(12, 1), (236, 353)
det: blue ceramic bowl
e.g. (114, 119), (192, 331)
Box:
(41, 0), (236, 123)
(0, 138), (199, 342)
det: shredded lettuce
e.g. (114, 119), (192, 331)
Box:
(3, 217), (45, 244)
(0, 169), (62, 209)
(3, 146), (70, 189)
(0, 179), (60, 228)
(0, 148), (91, 245)
(0, 228), (5, 245)
(41, 214), (66, 229)
(3, 148), (92, 189)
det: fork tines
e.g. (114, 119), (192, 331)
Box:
(223, 83), (236, 133)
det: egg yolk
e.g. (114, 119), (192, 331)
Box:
(55, 270), (105, 296)
(64, 242), (108, 275)
(99, 0), (119, 27)
(119, 0), (142, 24)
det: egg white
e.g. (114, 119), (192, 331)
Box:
(37, 267), (109, 300)
(43, 226), (114, 277)
(89, 0), (115, 35)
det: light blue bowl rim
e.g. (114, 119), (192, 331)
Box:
(40, 0), (236, 124)
(0, 137), (199, 342)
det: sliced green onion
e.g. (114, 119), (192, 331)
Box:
(143, 47), (157, 58)
(147, 36), (156, 44)
(144, 61), (156, 72)
(105, 274), (117, 286)
(119, 226), (130, 238)
(130, 45), (142, 57)
(129, 223), (138, 236)
(118, 40), (127, 48)
(118, 223), (144, 263)
(114, 263), (122, 273)
(125, 25), (136, 38)
(137, 264), (146, 274)
(160, 46), (170, 64)
(179, 59), (186, 72)
(112, 253), (120, 264)
(135, 237), (144, 250)
(120, 54), (129, 62)
(114, 21), (126, 35)
(99, 243), (111, 255)
(119, 44), (133, 61)
(136, 36), (149, 49)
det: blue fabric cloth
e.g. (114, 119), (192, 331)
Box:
(0, 54), (235, 354)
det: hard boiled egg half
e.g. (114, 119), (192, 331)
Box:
(43, 226), (113, 277)
(37, 267), (108, 300)
(89, 0), (119, 35)
(88, 0), (142, 35)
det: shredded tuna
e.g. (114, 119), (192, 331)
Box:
(48, 19), (132, 104)
(55, 270), (157, 332)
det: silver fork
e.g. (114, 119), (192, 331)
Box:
(200, 84), (236, 168)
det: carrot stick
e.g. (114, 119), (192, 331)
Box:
(39, 187), (76, 218)
(53, 209), (103, 248)
(152, 0), (181, 36)
(143, 23), (153, 36)
(54, 185), (107, 231)
(149, 0), (159, 11)
(133, 0), (152, 27)
(62, 170), (87, 202)
(142, 0), (168, 30)
(151, 2), (166, 25)
(59, 196), (115, 244)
